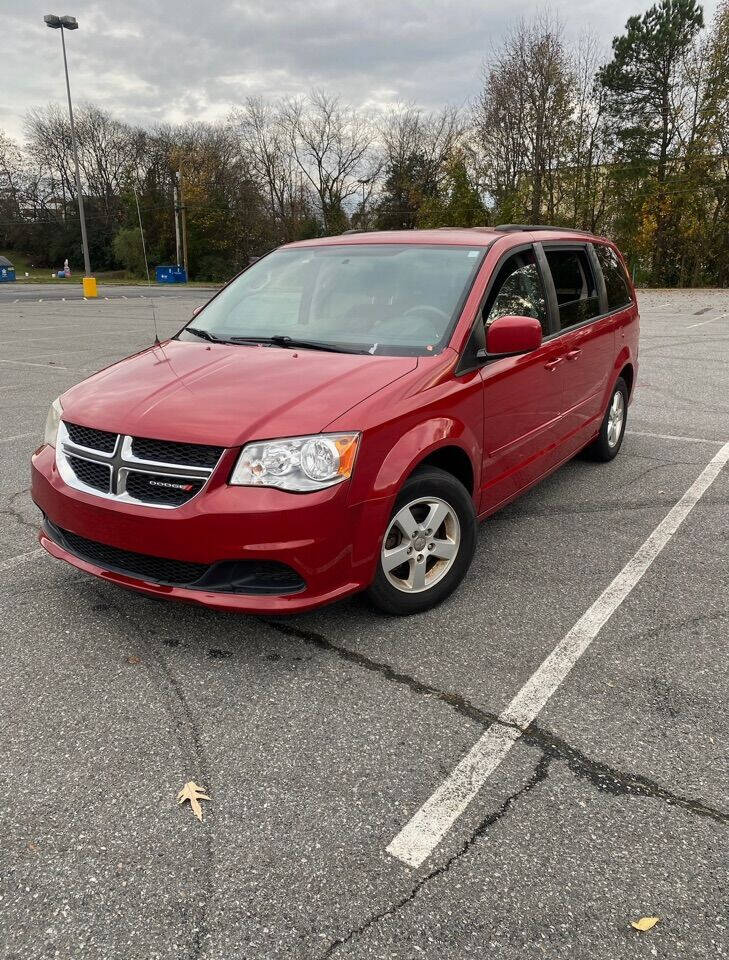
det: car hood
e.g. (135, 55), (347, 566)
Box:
(60, 340), (418, 447)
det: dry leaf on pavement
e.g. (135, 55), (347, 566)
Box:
(177, 781), (210, 821)
(631, 916), (660, 932)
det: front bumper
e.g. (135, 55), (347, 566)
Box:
(31, 444), (390, 613)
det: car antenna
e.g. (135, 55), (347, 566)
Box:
(133, 186), (160, 346)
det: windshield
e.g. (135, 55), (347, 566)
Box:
(177, 244), (487, 356)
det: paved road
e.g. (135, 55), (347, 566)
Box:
(0, 282), (219, 304)
(0, 289), (727, 959)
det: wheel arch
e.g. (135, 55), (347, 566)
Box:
(618, 361), (634, 399)
(367, 421), (480, 505)
(408, 445), (475, 495)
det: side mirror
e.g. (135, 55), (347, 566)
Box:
(192, 305), (202, 318)
(478, 315), (542, 359)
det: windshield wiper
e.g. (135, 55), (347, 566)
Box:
(185, 326), (230, 343)
(228, 334), (367, 355)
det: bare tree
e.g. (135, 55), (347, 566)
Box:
(381, 103), (463, 185)
(376, 103), (465, 227)
(474, 12), (575, 223)
(281, 91), (378, 233)
(229, 97), (313, 242)
(568, 33), (610, 230)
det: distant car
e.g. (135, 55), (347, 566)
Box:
(0, 256), (16, 282)
(32, 225), (638, 615)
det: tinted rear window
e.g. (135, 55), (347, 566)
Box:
(544, 248), (601, 330)
(595, 244), (632, 311)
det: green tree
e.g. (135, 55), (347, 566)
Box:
(417, 154), (486, 228)
(599, 0), (704, 280)
(600, 0), (703, 183)
(376, 152), (438, 230)
(112, 226), (146, 276)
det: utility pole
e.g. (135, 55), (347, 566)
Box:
(45, 14), (96, 296)
(357, 178), (370, 230)
(172, 175), (182, 268)
(178, 169), (189, 279)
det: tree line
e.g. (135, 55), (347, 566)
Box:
(1, 0), (727, 286)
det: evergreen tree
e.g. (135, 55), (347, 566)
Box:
(417, 154), (486, 228)
(600, 0), (703, 182)
(599, 0), (704, 281)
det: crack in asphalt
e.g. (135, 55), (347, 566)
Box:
(320, 755), (552, 958)
(88, 586), (214, 960)
(267, 620), (728, 955)
(269, 620), (729, 823)
(268, 622), (727, 822)
(0, 491), (38, 536)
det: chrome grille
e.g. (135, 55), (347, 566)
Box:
(66, 454), (112, 493)
(130, 436), (223, 468)
(57, 421), (222, 509)
(64, 421), (118, 453)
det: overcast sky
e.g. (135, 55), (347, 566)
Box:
(1, 0), (720, 142)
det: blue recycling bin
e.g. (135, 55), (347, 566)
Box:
(155, 264), (187, 284)
(0, 256), (16, 282)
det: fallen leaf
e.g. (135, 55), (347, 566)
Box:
(27, 842), (38, 853)
(127, 655), (141, 665)
(177, 781), (210, 822)
(631, 916), (660, 932)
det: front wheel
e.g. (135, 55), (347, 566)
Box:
(587, 376), (628, 462)
(366, 466), (477, 616)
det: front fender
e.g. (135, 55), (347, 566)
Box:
(368, 419), (480, 503)
(346, 419), (480, 590)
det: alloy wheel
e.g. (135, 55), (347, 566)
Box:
(381, 496), (460, 593)
(606, 390), (625, 448)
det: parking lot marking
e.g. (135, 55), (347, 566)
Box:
(0, 548), (45, 575)
(387, 440), (729, 869)
(627, 429), (725, 445)
(687, 311), (728, 329)
(0, 358), (72, 370)
(0, 431), (37, 444)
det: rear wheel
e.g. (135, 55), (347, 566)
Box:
(367, 466), (476, 615)
(587, 376), (628, 461)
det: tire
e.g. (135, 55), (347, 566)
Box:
(587, 376), (628, 462)
(366, 465), (477, 616)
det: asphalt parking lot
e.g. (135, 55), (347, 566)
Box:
(1, 287), (727, 960)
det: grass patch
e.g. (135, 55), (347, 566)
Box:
(0, 252), (217, 287)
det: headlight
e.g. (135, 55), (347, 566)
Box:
(44, 397), (63, 447)
(230, 433), (360, 491)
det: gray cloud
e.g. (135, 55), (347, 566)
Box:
(1, 0), (719, 140)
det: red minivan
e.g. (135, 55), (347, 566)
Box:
(32, 226), (638, 615)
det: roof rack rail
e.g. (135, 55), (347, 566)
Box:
(494, 223), (592, 234)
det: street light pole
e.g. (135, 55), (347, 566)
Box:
(357, 178), (370, 230)
(45, 14), (95, 293)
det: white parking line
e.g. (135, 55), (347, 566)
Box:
(0, 358), (71, 370)
(0, 548), (46, 575)
(387, 440), (729, 869)
(687, 311), (728, 329)
(627, 429), (725, 445)
(0, 431), (37, 444)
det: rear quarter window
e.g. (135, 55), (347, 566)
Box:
(595, 244), (633, 311)
(543, 248), (601, 330)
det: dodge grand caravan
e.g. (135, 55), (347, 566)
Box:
(32, 225), (638, 615)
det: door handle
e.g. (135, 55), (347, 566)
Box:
(566, 349), (582, 361)
(544, 357), (564, 370)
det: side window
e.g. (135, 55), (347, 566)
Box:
(544, 248), (601, 330)
(594, 244), (632, 311)
(483, 249), (548, 335)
